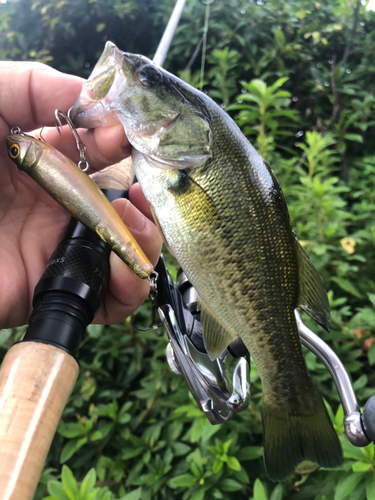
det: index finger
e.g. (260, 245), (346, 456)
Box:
(0, 61), (83, 131)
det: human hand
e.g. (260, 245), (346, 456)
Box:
(0, 62), (162, 329)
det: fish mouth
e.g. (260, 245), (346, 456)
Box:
(70, 44), (126, 129)
(70, 90), (121, 129)
(70, 100), (106, 129)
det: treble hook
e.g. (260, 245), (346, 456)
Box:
(39, 127), (47, 143)
(131, 271), (163, 333)
(54, 109), (90, 172)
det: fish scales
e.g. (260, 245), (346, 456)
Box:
(70, 42), (342, 481)
(134, 109), (308, 398)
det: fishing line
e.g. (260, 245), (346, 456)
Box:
(199, 0), (213, 91)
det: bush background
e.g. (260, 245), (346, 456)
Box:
(1, 0), (375, 499)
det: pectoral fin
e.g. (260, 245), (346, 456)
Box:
(295, 242), (330, 331)
(198, 298), (237, 360)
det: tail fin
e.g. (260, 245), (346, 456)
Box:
(262, 391), (342, 482)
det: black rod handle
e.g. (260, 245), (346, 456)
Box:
(22, 189), (129, 356)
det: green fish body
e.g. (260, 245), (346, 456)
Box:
(71, 42), (342, 481)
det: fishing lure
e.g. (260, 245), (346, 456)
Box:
(6, 117), (153, 279)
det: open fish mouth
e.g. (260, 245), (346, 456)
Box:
(70, 76), (125, 129)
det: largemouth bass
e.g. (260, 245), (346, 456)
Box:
(70, 42), (342, 481)
(6, 134), (153, 279)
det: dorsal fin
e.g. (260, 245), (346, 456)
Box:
(198, 298), (237, 360)
(295, 241), (330, 331)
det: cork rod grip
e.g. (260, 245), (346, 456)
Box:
(0, 341), (79, 500)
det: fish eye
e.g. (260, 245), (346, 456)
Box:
(9, 144), (20, 159)
(138, 65), (161, 87)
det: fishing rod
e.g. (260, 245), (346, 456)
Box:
(153, 0), (187, 66)
(0, 2), (187, 499)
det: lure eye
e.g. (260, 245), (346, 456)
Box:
(9, 144), (20, 159)
(138, 65), (161, 87)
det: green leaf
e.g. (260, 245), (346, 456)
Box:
(60, 437), (88, 463)
(366, 474), (375, 500)
(253, 478), (268, 500)
(236, 446), (263, 461)
(190, 490), (205, 500)
(89, 430), (103, 442)
(362, 443), (375, 461)
(166, 421), (183, 441)
(296, 9), (311, 19)
(58, 422), (85, 439)
(334, 473), (365, 500)
(47, 481), (70, 500)
(86, 324), (104, 339)
(172, 442), (191, 456)
(344, 133), (363, 143)
(222, 438), (233, 454)
(342, 440), (367, 461)
(331, 277), (362, 298)
(80, 468), (96, 497)
(97, 491), (112, 500)
(122, 447), (144, 460)
(227, 456), (241, 471)
(334, 405), (345, 430)
(120, 487), (142, 500)
(233, 467), (250, 484)
(268, 76), (289, 93)
(220, 478), (244, 492)
(61, 466), (79, 500)
(168, 474), (197, 488)
(270, 484), (283, 500)
(368, 293), (375, 307)
(118, 412), (131, 424)
(368, 343), (375, 365)
(201, 420), (221, 442)
(212, 459), (223, 473)
(352, 374), (368, 390)
(352, 462), (372, 472)
(274, 29), (285, 48)
(86, 490), (100, 500)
